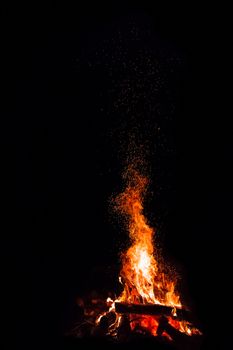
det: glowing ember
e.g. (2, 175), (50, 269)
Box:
(96, 164), (202, 340)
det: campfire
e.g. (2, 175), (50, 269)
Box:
(69, 162), (202, 348)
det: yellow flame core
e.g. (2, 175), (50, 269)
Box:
(116, 168), (181, 307)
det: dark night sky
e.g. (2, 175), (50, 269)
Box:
(1, 2), (232, 349)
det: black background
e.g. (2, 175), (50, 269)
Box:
(1, 2), (232, 349)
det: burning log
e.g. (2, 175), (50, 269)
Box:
(117, 315), (132, 341)
(158, 317), (203, 349)
(115, 302), (192, 322)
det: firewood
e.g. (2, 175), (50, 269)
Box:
(115, 302), (192, 322)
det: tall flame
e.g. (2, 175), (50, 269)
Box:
(97, 163), (201, 339)
(116, 166), (180, 307)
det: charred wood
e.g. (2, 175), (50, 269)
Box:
(115, 302), (192, 322)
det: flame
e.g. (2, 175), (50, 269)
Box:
(116, 166), (180, 308)
(96, 164), (201, 339)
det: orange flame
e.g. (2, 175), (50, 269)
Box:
(116, 166), (180, 307)
(97, 164), (201, 339)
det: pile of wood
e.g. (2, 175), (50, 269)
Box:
(66, 295), (202, 350)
